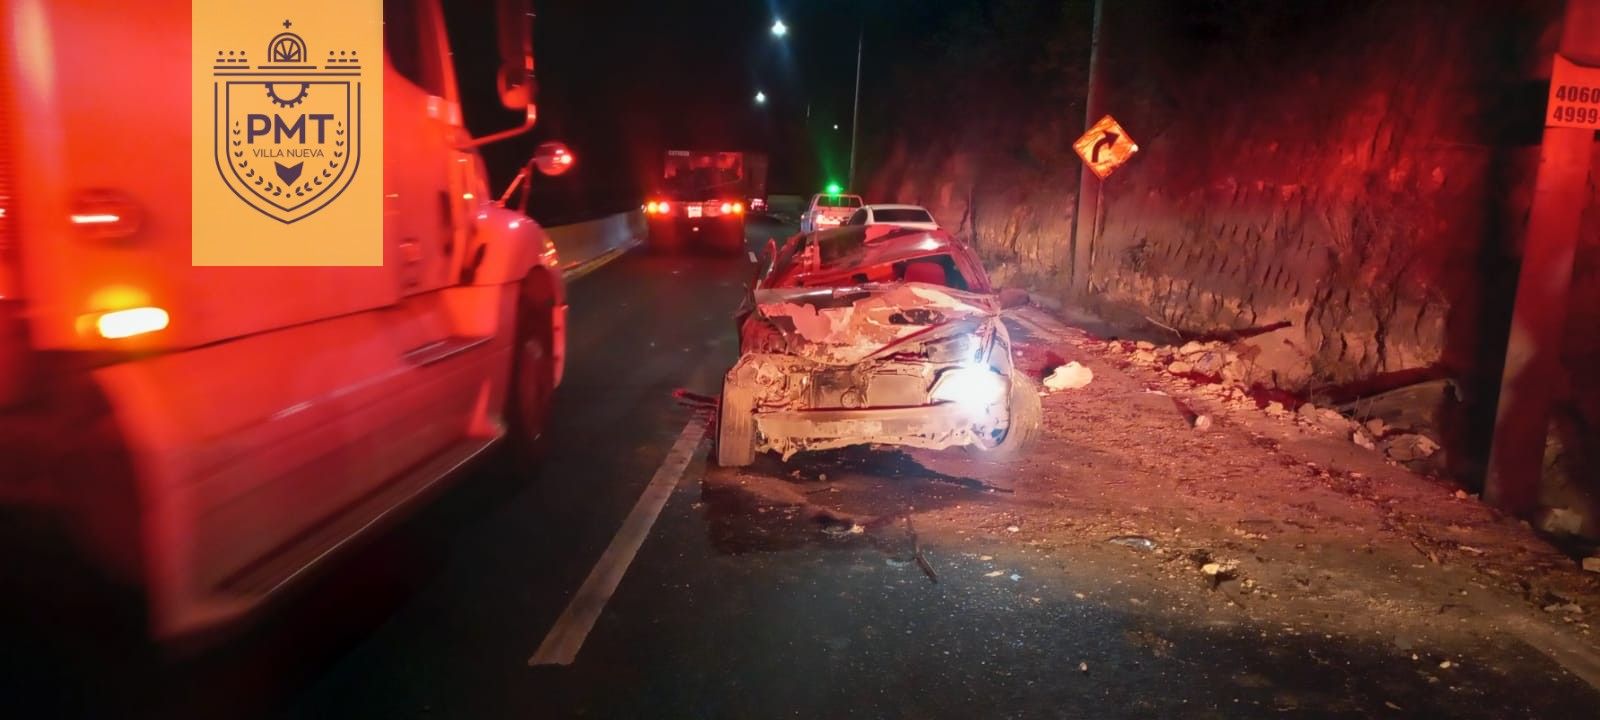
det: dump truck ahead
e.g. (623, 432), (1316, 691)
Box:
(643, 150), (765, 254)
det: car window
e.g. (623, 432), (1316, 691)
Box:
(845, 209), (868, 226)
(872, 208), (933, 223)
(817, 195), (864, 208)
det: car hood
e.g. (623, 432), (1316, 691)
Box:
(751, 282), (1000, 365)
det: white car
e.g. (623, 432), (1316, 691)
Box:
(843, 203), (940, 230)
(799, 193), (865, 232)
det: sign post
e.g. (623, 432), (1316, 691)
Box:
(1069, 114), (1139, 297)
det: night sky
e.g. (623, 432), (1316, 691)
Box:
(444, 1), (955, 224)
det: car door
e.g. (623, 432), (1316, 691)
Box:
(801, 194), (820, 232)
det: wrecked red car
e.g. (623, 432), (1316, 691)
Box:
(717, 225), (1040, 466)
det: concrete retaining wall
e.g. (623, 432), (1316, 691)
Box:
(544, 210), (646, 276)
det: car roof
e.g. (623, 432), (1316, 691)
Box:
(811, 225), (962, 268)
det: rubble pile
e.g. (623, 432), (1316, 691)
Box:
(1105, 337), (1447, 469)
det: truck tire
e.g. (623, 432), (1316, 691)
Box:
(508, 273), (556, 458)
(972, 376), (1041, 458)
(717, 378), (757, 467)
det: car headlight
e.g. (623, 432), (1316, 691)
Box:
(930, 366), (1008, 411)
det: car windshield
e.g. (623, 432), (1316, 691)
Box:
(872, 208), (933, 223)
(816, 195), (864, 208)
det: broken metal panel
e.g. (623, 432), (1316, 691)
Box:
(751, 281), (1001, 366)
(753, 403), (982, 459)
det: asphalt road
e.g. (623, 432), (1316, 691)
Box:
(9, 216), (1598, 718)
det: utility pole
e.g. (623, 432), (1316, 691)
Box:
(1484, 0), (1600, 515)
(1069, 0), (1106, 296)
(848, 24), (863, 191)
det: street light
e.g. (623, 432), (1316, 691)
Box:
(767, 20), (865, 190)
(754, 90), (767, 105)
(770, 19), (787, 37)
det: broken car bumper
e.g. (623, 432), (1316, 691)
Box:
(753, 402), (982, 457)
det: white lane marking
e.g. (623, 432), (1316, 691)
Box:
(529, 417), (706, 666)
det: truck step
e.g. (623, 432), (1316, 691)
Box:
(214, 437), (498, 599)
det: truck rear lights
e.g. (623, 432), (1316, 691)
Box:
(646, 201), (670, 215)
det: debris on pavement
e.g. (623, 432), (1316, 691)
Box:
(1584, 557), (1600, 573)
(1078, 661), (1089, 674)
(1109, 535), (1158, 552)
(1193, 414), (1213, 431)
(905, 516), (938, 584)
(1352, 430), (1376, 450)
(1043, 361), (1094, 391)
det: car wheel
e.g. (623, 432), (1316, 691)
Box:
(508, 273), (555, 458)
(717, 376), (757, 467)
(971, 376), (1041, 457)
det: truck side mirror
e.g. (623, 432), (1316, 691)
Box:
(533, 142), (575, 176)
(496, 0), (536, 114)
(467, 0), (540, 148)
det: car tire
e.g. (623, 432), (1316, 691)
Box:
(717, 377), (757, 467)
(972, 376), (1041, 457)
(508, 272), (556, 459)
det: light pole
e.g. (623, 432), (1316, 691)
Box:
(771, 18), (866, 191)
(847, 24), (862, 191)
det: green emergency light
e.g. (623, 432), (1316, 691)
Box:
(825, 182), (842, 195)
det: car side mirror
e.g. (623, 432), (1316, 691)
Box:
(532, 142), (575, 176)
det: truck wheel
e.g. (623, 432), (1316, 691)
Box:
(508, 273), (555, 457)
(717, 378), (757, 467)
(972, 376), (1041, 457)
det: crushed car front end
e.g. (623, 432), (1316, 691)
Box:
(717, 282), (1033, 464)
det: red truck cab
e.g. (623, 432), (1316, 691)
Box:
(0, 0), (569, 641)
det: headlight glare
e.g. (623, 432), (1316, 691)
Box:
(930, 366), (1007, 411)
